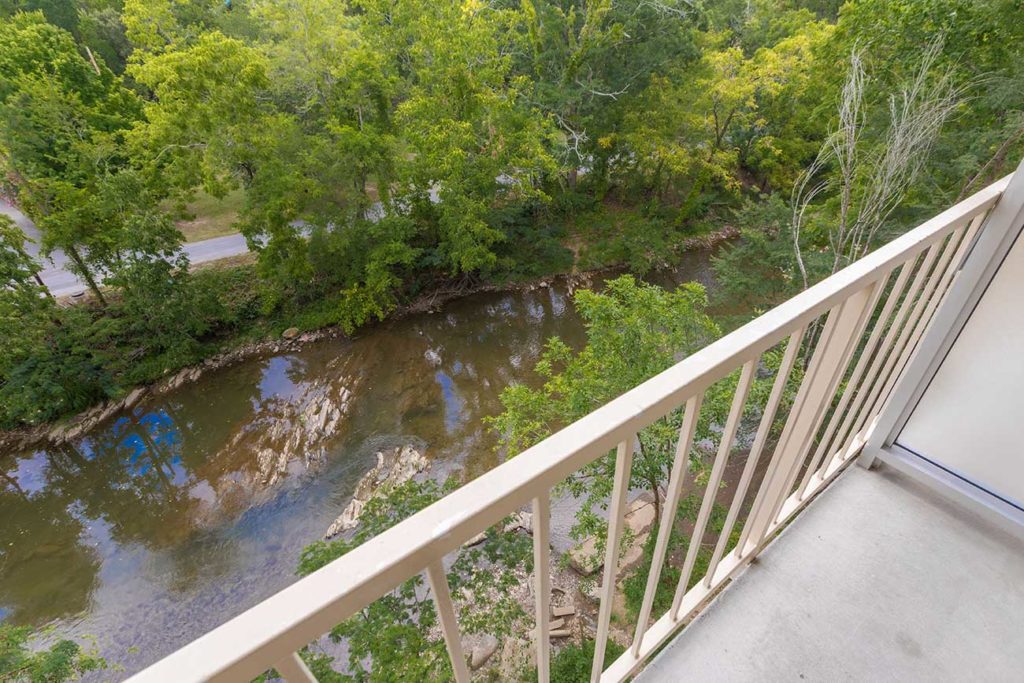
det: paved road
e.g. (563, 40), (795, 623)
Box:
(1, 198), (250, 298)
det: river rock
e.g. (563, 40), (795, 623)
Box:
(568, 538), (602, 576)
(325, 445), (429, 538)
(282, 327), (300, 340)
(463, 531), (488, 548)
(503, 510), (532, 534)
(551, 604), (575, 618)
(468, 634), (499, 670)
(568, 492), (658, 577)
(123, 387), (146, 410)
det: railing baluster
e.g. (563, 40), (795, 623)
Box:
(866, 216), (985, 429)
(741, 282), (880, 550)
(629, 394), (704, 656)
(590, 438), (635, 683)
(426, 562), (471, 683)
(275, 652), (317, 683)
(795, 261), (910, 498)
(817, 241), (946, 473)
(668, 361), (756, 621)
(767, 282), (882, 527)
(833, 223), (971, 463)
(710, 326), (804, 576)
(532, 494), (552, 683)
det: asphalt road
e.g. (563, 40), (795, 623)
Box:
(1, 198), (250, 298)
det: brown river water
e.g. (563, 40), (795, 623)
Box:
(0, 249), (722, 677)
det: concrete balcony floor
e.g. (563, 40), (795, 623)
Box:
(636, 463), (1024, 682)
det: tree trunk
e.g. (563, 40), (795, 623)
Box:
(650, 477), (662, 525)
(33, 272), (56, 301)
(66, 244), (106, 306)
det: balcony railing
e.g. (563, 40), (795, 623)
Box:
(128, 171), (1017, 683)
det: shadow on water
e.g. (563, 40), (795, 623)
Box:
(0, 247), (727, 676)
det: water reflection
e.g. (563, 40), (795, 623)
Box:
(0, 248), (721, 676)
(0, 461), (100, 623)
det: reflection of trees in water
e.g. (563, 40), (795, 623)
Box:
(0, 284), (591, 628)
(384, 285), (586, 456)
(0, 475), (100, 624)
(44, 412), (204, 550)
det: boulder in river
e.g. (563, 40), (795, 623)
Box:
(325, 445), (429, 538)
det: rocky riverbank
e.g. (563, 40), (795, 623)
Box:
(0, 226), (737, 453)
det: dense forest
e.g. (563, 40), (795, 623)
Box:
(0, 0), (1022, 431)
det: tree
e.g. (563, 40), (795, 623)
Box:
(252, 0), (398, 212)
(0, 217), (114, 427)
(617, 19), (830, 210)
(392, 0), (556, 275)
(0, 215), (61, 423)
(0, 11), (144, 304)
(790, 40), (963, 288)
(128, 30), (275, 196)
(516, 0), (700, 192)
(827, 0), (1024, 204)
(488, 276), (719, 540)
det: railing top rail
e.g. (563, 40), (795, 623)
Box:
(129, 174), (1011, 683)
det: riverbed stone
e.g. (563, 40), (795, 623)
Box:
(552, 604), (576, 618)
(282, 327), (300, 340)
(504, 510), (533, 534)
(468, 634), (499, 670)
(463, 531), (488, 548)
(568, 537), (602, 575)
(325, 445), (429, 538)
(568, 492), (658, 577)
(123, 387), (146, 410)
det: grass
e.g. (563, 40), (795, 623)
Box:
(173, 188), (244, 242)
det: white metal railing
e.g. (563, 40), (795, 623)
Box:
(128, 173), (1015, 683)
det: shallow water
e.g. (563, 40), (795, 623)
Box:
(0, 249), (720, 677)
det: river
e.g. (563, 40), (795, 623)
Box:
(0, 248), (723, 678)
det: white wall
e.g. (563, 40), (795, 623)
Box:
(898, 232), (1024, 508)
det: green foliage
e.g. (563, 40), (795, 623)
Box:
(0, 0), (1019, 431)
(575, 207), (690, 274)
(489, 275), (720, 551)
(530, 638), (625, 683)
(711, 194), (829, 309)
(621, 495), (737, 621)
(293, 478), (531, 681)
(0, 623), (105, 683)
